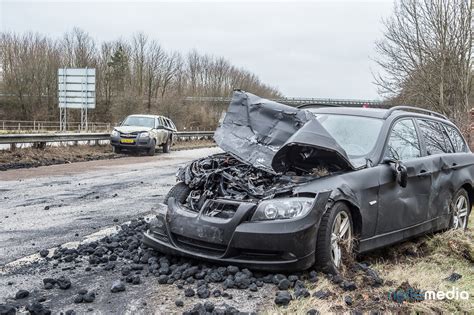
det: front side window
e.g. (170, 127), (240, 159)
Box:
(418, 119), (453, 155)
(443, 124), (467, 153)
(384, 119), (421, 161)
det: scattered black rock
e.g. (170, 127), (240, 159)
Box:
(73, 295), (83, 304)
(110, 280), (126, 293)
(175, 299), (184, 307)
(307, 309), (320, 315)
(295, 287), (310, 299)
(26, 302), (51, 315)
(344, 295), (353, 306)
(278, 279), (291, 290)
(196, 286), (210, 299)
(313, 290), (331, 300)
(204, 301), (214, 312)
(445, 272), (462, 282)
(15, 289), (29, 299)
(65, 310), (76, 315)
(0, 304), (17, 315)
(184, 287), (195, 298)
(274, 291), (292, 306)
(57, 276), (72, 290)
(39, 249), (49, 258)
(340, 281), (357, 291)
(44, 206), (50, 210)
(308, 270), (318, 283)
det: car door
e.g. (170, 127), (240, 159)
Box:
(376, 118), (432, 236)
(415, 119), (456, 225)
(155, 117), (168, 145)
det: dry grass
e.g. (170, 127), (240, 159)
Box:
(268, 217), (474, 314)
(0, 140), (216, 170)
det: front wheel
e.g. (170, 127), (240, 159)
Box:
(147, 140), (156, 156)
(113, 146), (122, 154)
(315, 202), (353, 274)
(162, 137), (171, 153)
(450, 188), (470, 230)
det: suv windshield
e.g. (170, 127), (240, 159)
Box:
(316, 114), (383, 163)
(122, 116), (155, 128)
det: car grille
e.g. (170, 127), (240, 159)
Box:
(172, 233), (227, 256)
(120, 132), (138, 139)
(202, 200), (240, 219)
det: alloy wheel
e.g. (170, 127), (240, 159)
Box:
(330, 211), (352, 268)
(452, 194), (469, 229)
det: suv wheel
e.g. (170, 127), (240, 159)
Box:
(315, 202), (353, 274)
(164, 182), (190, 205)
(147, 140), (156, 156)
(162, 137), (171, 153)
(113, 146), (122, 154)
(451, 188), (470, 230)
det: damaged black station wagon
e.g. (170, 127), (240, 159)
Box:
(143, 91), (474, 273)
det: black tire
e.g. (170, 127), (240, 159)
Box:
(113, 146), (122, 154)
(315, 202), (353, 274)
(162, 137), (171, 153)
(450, 188), (470, 230)
(147, 140), (156, 156)
(164, 182), (191, 205)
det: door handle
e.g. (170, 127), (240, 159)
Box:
(419, 169), (427, 175)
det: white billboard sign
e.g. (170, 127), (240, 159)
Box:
(58, 68), (96, 109)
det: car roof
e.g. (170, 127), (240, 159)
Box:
(307, 107), (389, 119)
(306, 106), (453, 125)
(127, 114), (171, 120)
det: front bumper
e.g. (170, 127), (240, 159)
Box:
(142, 191), (331, 271)
(110, 135), (153, 150)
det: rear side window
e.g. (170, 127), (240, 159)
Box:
(443, 124), (467, 153)
(384, 119), (421, 161)
(163, 119), (171, 128)
(418, 119), (454, 155)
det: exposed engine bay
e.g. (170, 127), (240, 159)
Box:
(177, 153), (329, 212)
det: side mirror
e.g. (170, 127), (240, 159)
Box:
(383, 158), (408, 188)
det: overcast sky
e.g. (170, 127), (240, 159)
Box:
(1, 0), (394, 99)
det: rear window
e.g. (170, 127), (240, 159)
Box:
(443, 124), (467, 153)
(417, 119), (454, 155)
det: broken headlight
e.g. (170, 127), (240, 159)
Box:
(251, 197), (314, 221)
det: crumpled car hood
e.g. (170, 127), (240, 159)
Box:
(214, 90), (355, 174)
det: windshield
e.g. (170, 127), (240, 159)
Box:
(316, 114), (383, 162)
(122, 116), (155, 128)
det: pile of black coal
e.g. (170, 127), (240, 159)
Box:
(22, 216), (385, 313)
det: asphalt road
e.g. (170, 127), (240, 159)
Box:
(0, 147), (279, 314)
(0, 147), (221, 265)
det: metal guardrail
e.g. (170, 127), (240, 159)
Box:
(0, 131), (215, 147)
(0, 120), (111, 132)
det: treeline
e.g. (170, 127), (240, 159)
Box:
(0, 28), (281, 130)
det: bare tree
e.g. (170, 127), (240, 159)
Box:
(374, 0), (472, 128)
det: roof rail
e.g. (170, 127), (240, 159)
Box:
(383, 106), (448, 120)
(296, 103), (341, 109)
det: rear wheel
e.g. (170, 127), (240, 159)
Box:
(162, 137), (171, 153)
(147, 140), (156, 156)
(315, 202), (353, 274)
(164, 182), (190, 205)
(451, 188), (470, 230)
